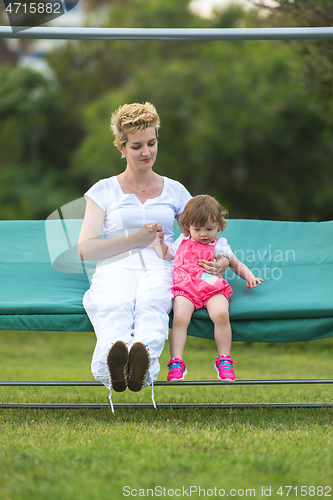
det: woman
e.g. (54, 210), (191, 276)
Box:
(78, 102), (228, 407)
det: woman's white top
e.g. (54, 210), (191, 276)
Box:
(85, 175), (192, 271)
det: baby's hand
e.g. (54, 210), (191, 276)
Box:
(246, 275), (263, 289)
(156, 228), (165, 245)
(144, 222), (160, 232)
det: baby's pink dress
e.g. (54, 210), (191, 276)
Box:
(172, 238), (233, 310)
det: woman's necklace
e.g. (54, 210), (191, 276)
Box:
(126, 175), (154, 193)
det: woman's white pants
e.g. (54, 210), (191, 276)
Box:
(83, 266), (173, 391)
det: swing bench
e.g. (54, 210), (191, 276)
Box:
(0, 217), (332, 409)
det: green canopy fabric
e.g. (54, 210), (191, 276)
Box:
(0, 219), (332, 342)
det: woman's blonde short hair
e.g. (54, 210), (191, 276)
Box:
(110, 102), (160, 149)
(179, 195), (228, 235)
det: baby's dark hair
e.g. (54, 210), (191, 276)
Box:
(179, 195), (228, 235)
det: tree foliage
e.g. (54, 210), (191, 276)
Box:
(254, 0), (333, 102)
(1, 0), (333, 221)
(0, 64), (78, 219)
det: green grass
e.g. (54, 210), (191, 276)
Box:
(0, 331), (332, 499)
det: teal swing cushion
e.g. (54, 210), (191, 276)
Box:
(0, 219), (332, 343)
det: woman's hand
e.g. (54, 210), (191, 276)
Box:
(198, 252), (229, 277)
(135, 224), (160, 248)
(145, 223), (164, 248)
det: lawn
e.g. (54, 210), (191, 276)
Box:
(0, 331), (332, 500)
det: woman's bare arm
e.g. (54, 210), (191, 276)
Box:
(78, 198), (158, 261)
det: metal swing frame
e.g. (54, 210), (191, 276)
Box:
(0, 379), (332, 410)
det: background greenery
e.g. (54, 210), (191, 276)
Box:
(1, 0), (333, 221)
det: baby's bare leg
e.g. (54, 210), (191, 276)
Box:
(206, 294), (232, 356)
(170, 296), (195, 359)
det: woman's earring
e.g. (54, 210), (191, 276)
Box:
(121, 153), (126, 159)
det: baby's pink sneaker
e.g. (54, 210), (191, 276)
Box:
(215, 355), (237, 381)
(167, 358), (187, 382)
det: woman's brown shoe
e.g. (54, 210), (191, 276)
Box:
(128, 342), (150, 392)
(107, 341), (129, 392)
